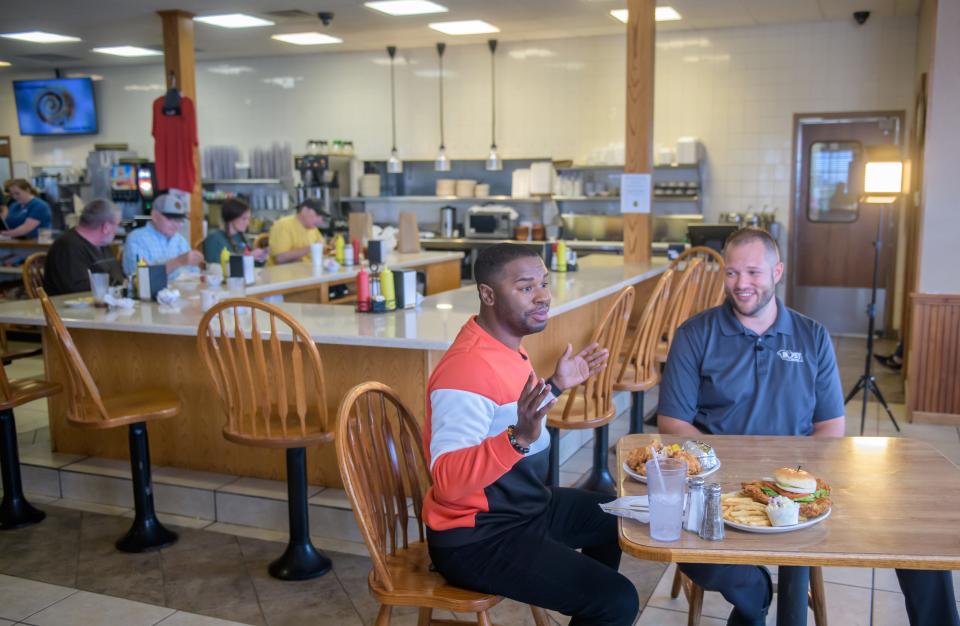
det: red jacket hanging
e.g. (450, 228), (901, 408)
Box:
(152, 95), (197, 192)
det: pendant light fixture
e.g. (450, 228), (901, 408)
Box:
(434, 42), (451, 172)
(386, 45), (403, 174)
(485, 38), (502, 171)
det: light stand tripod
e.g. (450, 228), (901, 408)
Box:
(845, 204), (901, 435)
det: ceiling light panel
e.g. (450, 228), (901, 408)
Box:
(428, 20), (499, 35)
(194, 14), (275, 28)
(271, 32), (343, 46)
(92, 46), (162, 57)
(365, 1), (448, 16)
(0, 61), (10, 67)
(1, 31), (81, 43)
(610, 7), (683, 23)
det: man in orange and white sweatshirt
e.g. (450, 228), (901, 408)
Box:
(424, 244), (639, 626)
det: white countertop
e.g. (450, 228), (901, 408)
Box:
(0, 256), (666, 351)
(235, 250), (463, 296)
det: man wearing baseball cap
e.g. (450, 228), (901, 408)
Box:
(268, 198), (329, 264)
(122, 193), (203, 279)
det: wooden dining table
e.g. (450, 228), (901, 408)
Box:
(617, 434), (960, 626)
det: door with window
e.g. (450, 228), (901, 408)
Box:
(789, 113), (903, 335)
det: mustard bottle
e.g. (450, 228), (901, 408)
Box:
(334, 235), (345, 265)
(220, 247), (231, 277)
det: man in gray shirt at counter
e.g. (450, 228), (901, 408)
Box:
(658, 227), (957, 626)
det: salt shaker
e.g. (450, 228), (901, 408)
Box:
(684, 477), (706, 534)
(698, 483), (725, 541)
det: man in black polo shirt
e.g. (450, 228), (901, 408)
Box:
(658, 227), (958, 626)
(43, 199), (124, 296)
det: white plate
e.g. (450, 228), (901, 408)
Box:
(724, 507), (832, 533)
(622, 460), (721, 483)
(64, 297), (94, 308)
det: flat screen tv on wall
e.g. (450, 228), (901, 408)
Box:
(13, 77), (98, 136)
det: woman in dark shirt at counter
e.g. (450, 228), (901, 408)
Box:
(202, 198), (269, 265)
(1, 179), (52, 239)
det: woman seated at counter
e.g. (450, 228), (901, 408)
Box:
(202, 198), (269, 265)
(1, 179), (52, 239)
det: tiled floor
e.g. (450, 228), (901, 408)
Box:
(1, 337), (958, 625)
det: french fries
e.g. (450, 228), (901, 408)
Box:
(721, 492), (771, 527)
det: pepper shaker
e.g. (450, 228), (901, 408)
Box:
(698, 483), (725, 541)
(684, 476), (706, 534)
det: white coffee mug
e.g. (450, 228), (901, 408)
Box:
(201, 289), (221, 311)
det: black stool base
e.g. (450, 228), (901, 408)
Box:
(573, 425), (616, 496)
(269, 542), (332, 581)
(0, 497), (46, 530)
(0, 408), (45, 530)
(116, 518), (178, 553)
(573, 468), (616, 496)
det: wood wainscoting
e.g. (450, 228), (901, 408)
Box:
(907, 293), (960, 425)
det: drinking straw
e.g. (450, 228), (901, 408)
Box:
(649, 444), (666, 493)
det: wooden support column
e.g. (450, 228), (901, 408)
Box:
(624, 0), (655, 264)
(158, 9), (203, 246)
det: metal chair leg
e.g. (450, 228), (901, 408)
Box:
(268, 447), (332, 580)
(115, 422), (178, 552)
(573, 425), (616, 495)
(0, 409), (45, 530)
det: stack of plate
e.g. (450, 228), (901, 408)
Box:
(436, 179), (456, 196)
(360, 174), (381, 197)
(455, 179), (477, 197)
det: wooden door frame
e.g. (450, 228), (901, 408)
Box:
(787, 110), (906, 334)
(901, 74), (928, 375)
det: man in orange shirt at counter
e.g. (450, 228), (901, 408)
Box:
(423, 244), (639, 626)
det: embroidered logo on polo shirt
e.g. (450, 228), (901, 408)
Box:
(777, 349), (804, 363)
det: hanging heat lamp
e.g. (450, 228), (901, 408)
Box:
(434, 42), (451, 172)
(485, 39), (502, 171)
(386, 45), (403, 174)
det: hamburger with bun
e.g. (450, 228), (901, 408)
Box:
(741, 467), (831, 518)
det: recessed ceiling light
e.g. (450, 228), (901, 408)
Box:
(428, 20), (499, 35)
(610, 7), (683, 23)
(271, 32), (343, 46)
(1, 31), (81, 44)
(194, 14), (275, 28)
(0, 61), (11, 67)
(365, 1), (448, 16)
(93, 46), (162, 57)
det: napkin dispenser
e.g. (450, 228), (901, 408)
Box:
(367, 239), (386, 265)
(137, 265), (168, 301)
(393, 270), (418, 309)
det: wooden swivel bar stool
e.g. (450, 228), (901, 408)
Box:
(670, 246), (725, 316)
(613, 268), (674, 435)
(197, 298), (333, 580)
(0, 357), (60, 529)
(39, 290), (179, 551)
(546, 286), (635, 494)
(336, 382), (549, 626)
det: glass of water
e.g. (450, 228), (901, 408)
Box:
(646, 458), (687, 542)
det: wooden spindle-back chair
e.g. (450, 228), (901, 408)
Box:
(39, 289), (179, 551)
(336, 381), (549, 626)
(546, 286), (635, 493)
(614, 268), (674, 433)
(670, 246), (725, 315)
(197, 297), (334, 579)
(655, 258), (705, 364)
(22, 252), (46, 299)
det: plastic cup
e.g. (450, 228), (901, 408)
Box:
(310, 242), (323, 268)
(88, 271), (110, 307)
(200, 289), (220, 311)
(646, 458), (687, 542)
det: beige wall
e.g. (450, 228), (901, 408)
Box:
(918, 0), (960, 294)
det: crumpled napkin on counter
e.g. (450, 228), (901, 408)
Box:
(103, 293), (135, 309)
(600, 496), (650, 523)
(156, 288), (181, 306)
